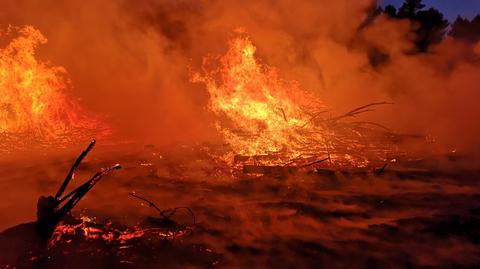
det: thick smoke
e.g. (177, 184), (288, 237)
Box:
(1, 0), (479, 156)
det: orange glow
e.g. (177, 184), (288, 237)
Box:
(194, 34), (395, 167)
(0, 26), (102, 139)
(194, 35), (332, 159)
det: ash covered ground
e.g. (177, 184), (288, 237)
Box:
(1, 143), (479, 269)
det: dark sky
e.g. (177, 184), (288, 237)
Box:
(379, 0), (480, 21)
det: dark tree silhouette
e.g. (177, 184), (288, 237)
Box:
(450, 15), (480, 43)
(383, 5), (398, 17)
(383, 0), (449, 52)
(366, 1), (478, 68)
(414, 8), (449, 51)
(397, 0), (425, 18)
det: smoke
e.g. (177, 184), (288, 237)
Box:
(1, 0), (479, 156)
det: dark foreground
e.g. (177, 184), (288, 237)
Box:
(1, 144), (479, 268)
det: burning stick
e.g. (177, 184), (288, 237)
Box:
(36, 140), (121, 239)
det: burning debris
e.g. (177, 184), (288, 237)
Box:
(1, 0), (480, 267)
(0, 140), (121, 266)
(0, 141), (220, 268)
(0, 26), (107, 153)
(194, 34), (400, 170)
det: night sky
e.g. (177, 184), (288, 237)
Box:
(379, 0), (480, 21)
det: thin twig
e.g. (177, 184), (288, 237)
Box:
(129, 193), (196, 227)
(302, 157), (330, 167)
(330, 102), (393, 122)
(129, 192), (162, 214)
(162, 207), (196, 226)
(375, 163), (388, 176)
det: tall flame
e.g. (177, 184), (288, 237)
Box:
(194, 35), (333, 158)
(0, 26), (101, 138)
(194, 34), (396, 167)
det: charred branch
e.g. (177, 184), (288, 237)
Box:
(55, 139), (96, 200)
(36, 140), (121, 240)
(301, 157), (330, 168)
(129, 193), (196, 227)
(329, 102), (393, 122)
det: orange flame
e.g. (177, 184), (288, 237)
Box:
(194, 34), (396, 167)
(194, 35), (333, 159)
(0, 26), (102, 139)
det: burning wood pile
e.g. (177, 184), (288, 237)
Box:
(0, 26), (107, 153)
(0, 25), (404, 172)
(193, 34), (402, 173)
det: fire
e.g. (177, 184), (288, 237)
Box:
(194, 34), (395, 167)
(49, 215), (191, 248)
(0, 26), (103, 142)
(194, 35), (332, 158)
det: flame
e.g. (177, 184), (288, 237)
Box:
(194, 35), (332, 159)
(194, 34), (396, 167)
(49, 215), (191, 248)
(0, 26), (103, 140)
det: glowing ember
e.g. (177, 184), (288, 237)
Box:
(0, 26), (104, 141)
(49, 215), (192, 248)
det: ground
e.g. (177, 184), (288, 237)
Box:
(0, 143), (479, 268)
